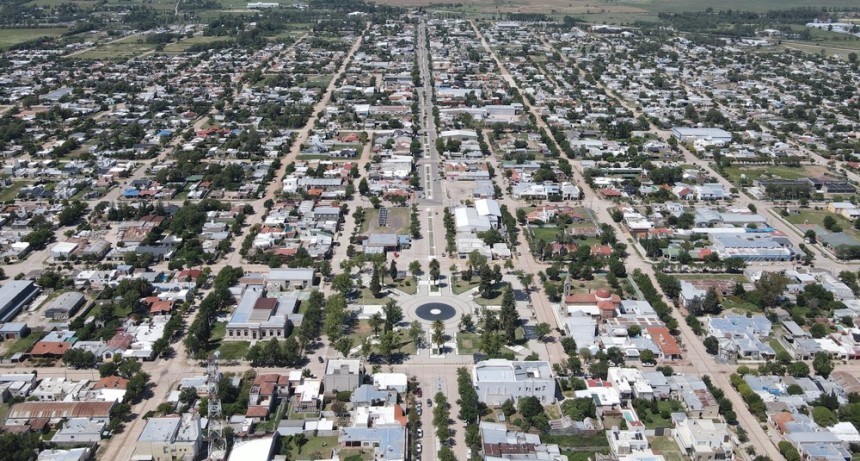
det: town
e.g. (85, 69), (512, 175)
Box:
(0, 1), (860, 461)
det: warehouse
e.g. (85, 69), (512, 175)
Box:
(43, 292), (86, 320)
(0, 281), (41, 323)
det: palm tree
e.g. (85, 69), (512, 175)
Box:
(432, 320), (445, 354)
(369, 312), (384, 336)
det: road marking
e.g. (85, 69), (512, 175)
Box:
(424, 164), (433, 199)
(427, 210), (436, 259)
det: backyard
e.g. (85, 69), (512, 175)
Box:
(3, 329), (44, 359)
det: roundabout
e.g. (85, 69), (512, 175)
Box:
(414, 302), (458, 322)
(400, 292), (475, 327)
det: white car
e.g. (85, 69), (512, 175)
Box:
(416, 443), (423, 454)
(416, 428), (423, 437)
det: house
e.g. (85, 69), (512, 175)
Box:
(363, 233), (411, 255)
(372, 373), (408, 393)
(471, 359), (555, 406)
(43, 292), (86, 320)
(340, 427), (406, 461)
(671, 414), (733, 461)
(0, 280), (41, 323)
(5, 401), (115, 426)
(133, 415), (201, 461)
(37, 448), (92, 461)
(480, 421), (567, 460)
(325, 359), (364, 393)
(51, 417), (107, 446)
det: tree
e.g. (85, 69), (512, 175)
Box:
(813, 352), (834, 377)
(640, 349), (656, 364)
(429, 258), (440, 282)
(534, 322), (551, 342)
(754, 272), (788, 309)
(370, 265), (382, 297)
(459, 314), (475, 332)
(723, 257), (746, 273)
(788, 361), (810, 377)
(383, 299), (403, 331)
(432, 319), (445, 353)
(324, 294), (347, 341)
(704, 336), (719, 355)
(369, 312), (384, 336)
(499, 285), (519, 344)
(335, 337), (354, 358)
(561, 337), (577, 356)
(378, 330), (396, 362)
(627, 325), (642, 338)
(331, 273), (354, 295)
(409, 260), (422, 279)
(810, 323), (827, 338)
(388, 260), (398, 283)
(811, 406), (839, 427)
(409, 320), (423, 348)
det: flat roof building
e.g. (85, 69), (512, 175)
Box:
(472, 359), (555, 406)
(44, 292), (86, 320)
(134, 415), (201, 461)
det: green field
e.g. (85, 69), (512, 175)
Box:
(648, 436), (684, 461)
(3, 329), (44, 359)
(163, 35), (229, 53)
(784, 210), (845, 227)
(72, 35), (157, 60)
(0, 28), (67, 49)
(721, 164), (810, 185)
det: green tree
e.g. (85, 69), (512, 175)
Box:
(335, 337), (354, 358)
(704, 336), (719, 355)
(499, 285), (519, 344)
(370, 265), (382, 297)
(813, 352), (834, 377)
(754, 272), (788, 309)
(534, 322), (551, 342)
(432, 319), (445, 353)
(369, 312), (384, 336)
(383, 299), (403, 331)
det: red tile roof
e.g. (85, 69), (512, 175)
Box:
(32, 341), (71, 357)
(647, 326), (681, 357)
(93, 376), (129, 390)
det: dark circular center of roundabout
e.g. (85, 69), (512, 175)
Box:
(414, 302), (457, 322)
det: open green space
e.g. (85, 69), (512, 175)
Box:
(287, 435), (338, 459)
(388, 279), (417, 295)
(218, 341), (250, 360)
(451, 278), (480, 295)
(72, 35), (157, 60)
(721, 164), (810, 185)
(0, 182), (26, 202)
(163, 35), (228, 53)
(648, 435), (684, 461)
(456, 332), (481, 355)
(354, 288), (393, 306)
(722, 295), (762, 314)
(530, 226), (564, 243)
(3, 329), (44, 358)
(544, 432), (609, 461)
(0, 28), (67, 49)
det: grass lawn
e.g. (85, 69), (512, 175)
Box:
(211, 322), (226, 342)
(770, 339), (788, 357)
(355, 288), (393, 306)
(217, 341), (250, 360)
(784, 210), (848, 228)
(474, 289), (504, 306)
(0, 404), (8, 424)
(73, 35), (157, 60)
(649, 436), (684, 461)
(0, 182), (26, 202)
(636, 400), (678, 429)
(457, 332), (481, 354)
(3, 328), (44, 358)
(289, 435), (339, 459)
(721, 294), (762, 314)
(451, 278), (480, 295)
(163, 35), (228, 53)
(721, 164), (810, 184)
(530, 226), (564, 243)
(0, 28), (67, 49)
(389, 279), (417, 295)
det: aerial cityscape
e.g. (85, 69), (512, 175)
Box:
(0, 1), (860, 461)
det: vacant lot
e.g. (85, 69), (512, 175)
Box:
(361, 207), (410, 236)
(163, 35), (228, 53)
(720, 164), (825, 185)
(0, 28), (66, 49)
(73, 35), (157, 60)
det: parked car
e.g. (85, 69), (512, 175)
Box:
(416, 443), (423, 454)
(426, 398), (432, 407)
(415, 388), (423, 397)
(416, 428), (423, 437)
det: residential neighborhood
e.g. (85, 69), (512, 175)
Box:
(0, 1), (859, 461)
